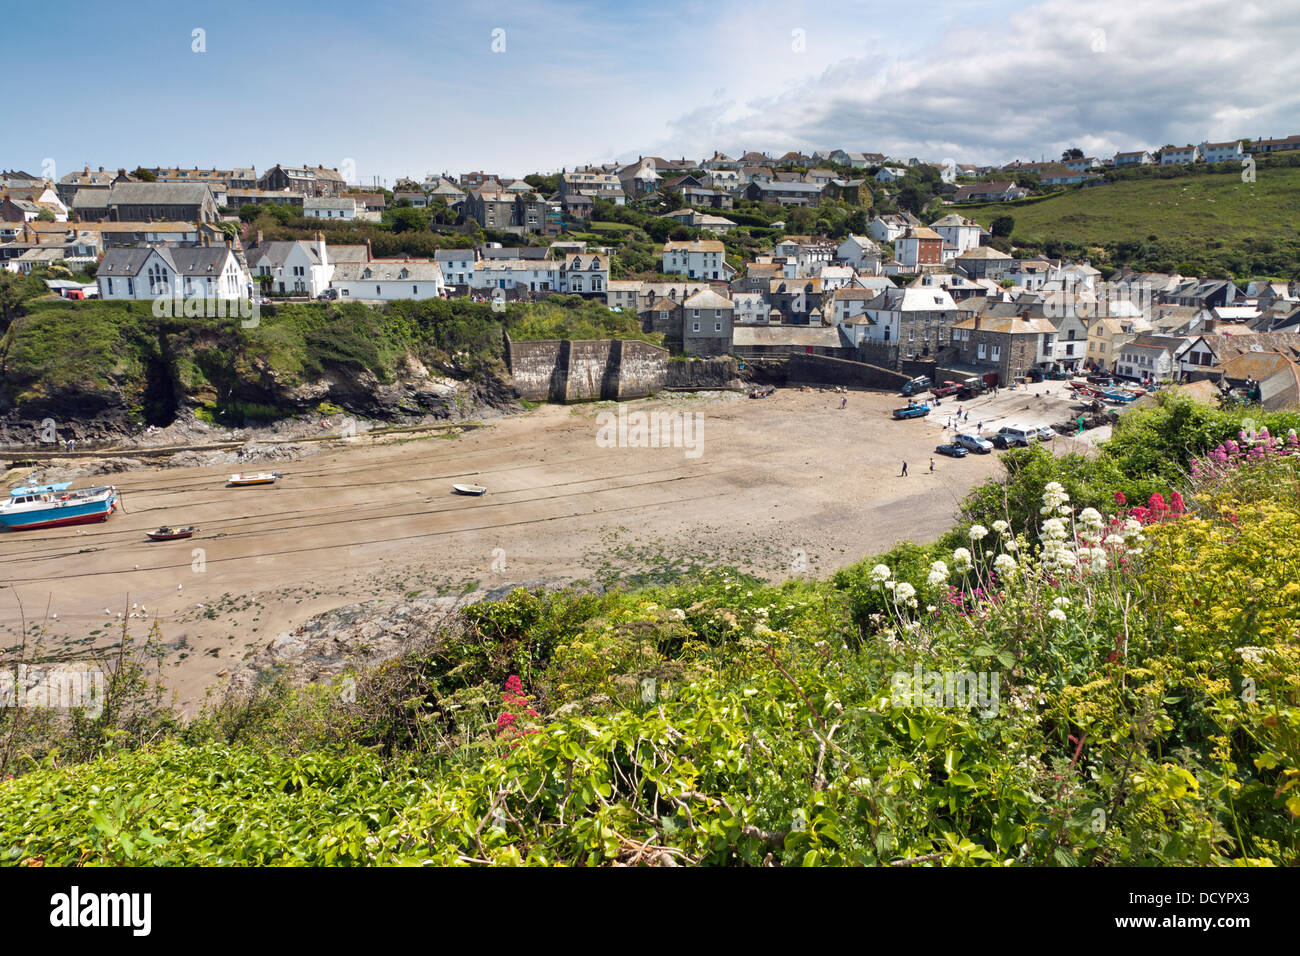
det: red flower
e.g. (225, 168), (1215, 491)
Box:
(1114, 491), (1127, 506)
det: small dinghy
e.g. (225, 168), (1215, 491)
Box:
(147, 525), (197, 541)
(452, 483), (488, 496)
(228, 472), (281, 487)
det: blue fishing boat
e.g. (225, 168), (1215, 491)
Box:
(0, 485), (118, 531)
(1101, 389), (1138, 404)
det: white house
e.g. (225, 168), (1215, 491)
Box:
(1199, 140), (1248, 164)
(245, 235), (334, 297)
(1160, 145), (1200, 165)
(331, 260), (446, 300)
(874, 166), (907, 184)
(434, 248), (479, 287)
(303, 196), (358, 220)
(662, 239), (730, 280)
(96, 242), (249, 300)
(929, 214), (983, 255)
(731, 291), (769, 325)
(865, 213), (919, 243)
(472, 258), (561, 293)
(561, 252), (608, 294)
(835, 234), (883, 273)
(1113, 150), (1155, 167)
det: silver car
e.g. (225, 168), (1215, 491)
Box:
(956, 432), (994, 454)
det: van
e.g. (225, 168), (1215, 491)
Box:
(900, 375), (931, 397)
(993, 425), (1034, 449)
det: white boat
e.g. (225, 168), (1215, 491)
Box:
(227, 472), (281, 487)
(452, 483), (488, 496)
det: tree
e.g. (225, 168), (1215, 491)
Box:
(36, 208), (55, 222)
(991, 215), (1015, 237)
(1061, 147), (1084, 161)
(130, 167), (157, 182)
(391, 207), (429, 233)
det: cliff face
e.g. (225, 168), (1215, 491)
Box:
(0, 301), (519, 442)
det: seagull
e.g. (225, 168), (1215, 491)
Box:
(104, 608), (111, 615)
(177, 584), (183, 590)
(51, 613), (58, 620)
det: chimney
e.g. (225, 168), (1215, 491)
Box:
(365, 238), (372, 261)
(316, 230), (327, 267)
(256, 229), (263, 245)
(974, 315), (981, 331)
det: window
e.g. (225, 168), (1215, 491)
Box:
(692, 323), (700, 332)
(376, 285), (382, 295)
(977, 343), (987, 359)
(714, 322), (721, 332)
(991, 346), (1001, 361)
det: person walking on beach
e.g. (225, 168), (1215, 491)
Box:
(900, 460), (909, 477)
(929, 458), (936, 472)
(840, 396), (847, 409)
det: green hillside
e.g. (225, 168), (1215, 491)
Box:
(958, 163), (1300, 279)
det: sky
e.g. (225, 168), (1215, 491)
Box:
(3, 0), (1298, 185)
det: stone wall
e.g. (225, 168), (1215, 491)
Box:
(504, 334), (669, 402)
(665, 356), (744, 391)
(785, 353), (910, 390)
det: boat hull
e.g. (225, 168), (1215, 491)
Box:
(0, 496), (117, 531)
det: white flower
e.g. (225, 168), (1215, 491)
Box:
(1103, 533), (1126, 548)
(1048, 607), (1067, 622)
(1041, 517), (1067, 540)
(884, 580), (896, 590)
(669, 608), (686, 620)
(871, 563), (892, 583)
(1052, 596), (1070, 608)
(894, 582), (916, 603)
(994, 553), (1017, 577)
(1079, 507), (1103, 529)
(1123, 518), (1143, 535)
(952, 547), (973, 571)
(1004, 539), (1019, 552)
(927, 560), (949, 587)
(969, 524), (989, 541)
(992, 520), (1010, 534)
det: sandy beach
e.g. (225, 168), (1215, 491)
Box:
(0, 383), (1096, 712)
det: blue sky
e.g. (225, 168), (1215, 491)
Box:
(4, 0), (1297, 185)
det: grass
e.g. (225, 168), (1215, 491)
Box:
(957, 164), (1300, 277)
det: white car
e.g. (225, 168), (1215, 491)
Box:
(1031, 425), (1055, 441)
(955, 432), (993, 454)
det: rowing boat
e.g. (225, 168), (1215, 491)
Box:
(227, 472), (280, 487)
(147, 525), (197, 541)
(452, 483), (488, 496)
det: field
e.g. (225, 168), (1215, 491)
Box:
(957, 164), (1300, 276)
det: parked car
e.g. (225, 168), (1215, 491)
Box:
(935, 443), (968, 458)
(317, 288), (339, 300)
(955, 432), (993, 454)
(931, 380), (961, 398)
(900, 376), (931, 397)
(1031, 424), (1055, 441)
(993, 425), (1034, 449)
(893, 401), (931, 420)
(956, 378), (987, 400)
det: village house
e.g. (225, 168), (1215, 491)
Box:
(561, 251), (608, 295)
(731, 325), (853, 360)
(730, 291), (769, 325)
(768, 277), (825, 325)
(243, 233), (334, 297)
(331, 259), (446, 301)
(675, 289), (735, 356)
(662, 239), (731, 280)
(894, 227), (945, 270)
(953, 181), (1028, 203)
(859, 278), (960, 359)
(954, 245), (1012, 281)
(76, 182), (220, 223)
(303, 196), (358, 220)
(1160, 145), (1200, 165)
(1086, 316), (1150, 371)
(1114, 334), (1188, 380)
(1113, 150), (1155, 167)
(866, 212), (921, 243)
(617, 158), (661, 198)
(259, 165), (347, 197)
(1199, 141), (1248, 164)
(96, 238), (249, 301)
(1213, 350), (1300, 410)
(1251, 134), (1300, 155)
(929, 214), (984, 255)
(947, 312), (1057, 384)
(874, 166), (907, 184)
(742, 180), (824, 206)
(434, 248), (478, 288)
(835, 234), (883, 274)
